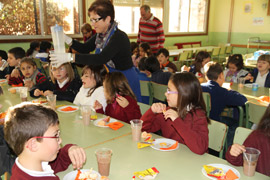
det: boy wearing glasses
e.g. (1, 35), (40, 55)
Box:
(4, 103), (86, 179)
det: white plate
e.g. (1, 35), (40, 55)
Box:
(57, 105), (79, 113)
(0, 79), (7, 83)
(244, 84), (253, 88)
(202, 163), (240, 180)
(151, 138), (179, 152)
(32, 99), (48, 104)
(8, 87), (22, 93)
(94, 117), (118, 128)
(63, 169), (101, 180)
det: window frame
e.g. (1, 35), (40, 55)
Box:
(0, 0), (210, 43)
(0, 0), (84, 43)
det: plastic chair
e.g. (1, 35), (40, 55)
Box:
(166, 46), (178, 50)
(225, 46), (233, 57)
(208, 119), (228, 158)
(178, 51), (189, 66)
(202, 92), (211, 117)
(245, 101), (267, 128)
(75, 65), (83, 77)
(138, 102), (151, 115)
(192, 44), (201, 47)
(218, 46), (226, 63)
(211, 47), (221, 62)
(233, 127), (253, 145)
(171, 61), (181, 72)
(33, 58), (48, 77)
(182, 44), (192, 48)
(139, 80), (152, 105)
(149, 82), (167, 104)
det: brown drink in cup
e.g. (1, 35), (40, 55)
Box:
(243, 147), (260, 177)
(95, 148), (112, 176)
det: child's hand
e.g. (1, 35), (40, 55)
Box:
(34, 89), (44, 96)
(181, 65), (190, 72)
(151, 103), (166, 114)
(230, 144), (246, 157)
(94, 100), (103, 110)
(116, 96), (129, 108)
(11, 69), (20, 78)
(245, 73), (253, 81)
(68, 145), (86, 170)
(43, 90), (53, 97)
(5, 74), (10, 81)
(163, 109), (178, 121)
(24, 80), (34, 89)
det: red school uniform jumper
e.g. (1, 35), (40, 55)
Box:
(96, 95), (142, 124)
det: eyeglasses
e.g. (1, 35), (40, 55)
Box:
(166, 88), (178, 94)
(90, 17), (103, 23)
(33, 131), (61, 142)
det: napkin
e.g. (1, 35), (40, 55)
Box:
(12, 83), (23, 87)
(107, 122), (124, 130)
(160, 141), (178, 150)
(257, 96), (269, 103)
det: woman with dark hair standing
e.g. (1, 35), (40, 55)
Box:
(50, 0), (141, 102)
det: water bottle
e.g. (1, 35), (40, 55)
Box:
(50, 24), (65, 53)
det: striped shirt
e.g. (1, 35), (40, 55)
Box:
(137, 15), (165, 54)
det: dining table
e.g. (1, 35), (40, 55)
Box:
(168, 46), (217, 57)
(0, 80), (269, 179)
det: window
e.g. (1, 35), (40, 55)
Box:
(114, 0), (163, 34)
(0, 0), (80, 36)
(168, 0), (209, 33)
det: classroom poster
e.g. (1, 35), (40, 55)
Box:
(244, 1), (253, 14)
(253, 17), (264, 25)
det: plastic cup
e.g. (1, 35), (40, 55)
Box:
(238, 77), (245, 88)
(50, 24), (65, 53)
(130, 119), (143, 142)
(252, 83), (258, 91)
(95, 148), (112, 176)
(243, 147), (261, 176)
(81, 105), (91, 126)
(90, 107), (97, 120)
(19, 87), (28, 102)
(46, 94), (57, 110)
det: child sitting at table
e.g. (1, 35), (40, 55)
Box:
(30, 63), (81, 102)
(73, 65), (107, 110)
(141, 72), (210, 155)
(132, 42), (153, 68)
(246, 54), (270, 87)
(35, 41), (52, 62)
(4, 103), (86, 179)
(8, 57), (46, 89)
(6, 47), (25, 83)
(225, 105), (270, 176)
(189, 51), (211, 83)
(201, 62), (247, 147)
(224, 54), (249, 83)
(0, 49), (8, 78)
(145, 56), (172, 85)
(156, 48), (177, 73)
(94, 72), (141, 123)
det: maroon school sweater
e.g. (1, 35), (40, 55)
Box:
(141, 108), (209, 155)
(96, 95), (142, 124)
(226, 131), (270, 176)
(10, 144), (72, 180)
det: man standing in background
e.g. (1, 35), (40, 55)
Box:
(137, 5), (165, 55)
